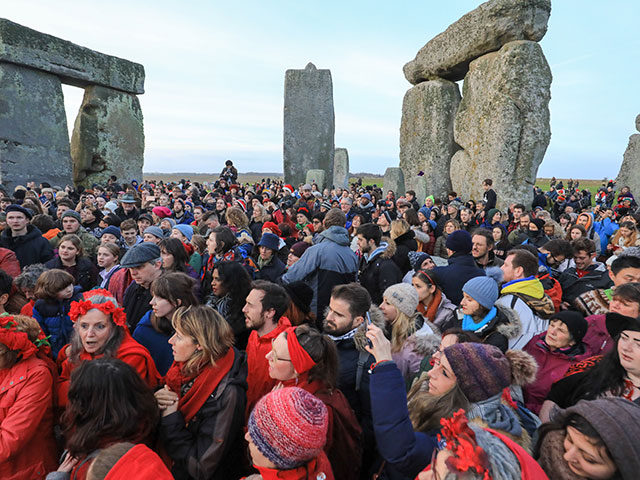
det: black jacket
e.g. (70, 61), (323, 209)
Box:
(256, 254), (286, 283)
(123, 281), (152, 332)
(0, 225), (53, 268)
(391, 230), (417, 276)
(159, 348), (248, 480)
(559, 262), (612, 303)
(359, 243), (403, 306)
(483, 189), (497, 211)
(433, 253), (485, 306)
(45, 256), (98, 292)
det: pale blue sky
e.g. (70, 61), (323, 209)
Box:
(3, 1), (639, 178)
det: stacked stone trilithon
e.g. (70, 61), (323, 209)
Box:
(0, 18), (145, 188)
(400, 0), (552, 210)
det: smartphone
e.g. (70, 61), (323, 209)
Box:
(365, 312), (373, 348)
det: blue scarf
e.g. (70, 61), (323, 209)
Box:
(462, 306), (497, 333)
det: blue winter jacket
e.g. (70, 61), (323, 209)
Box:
(32, 286), (83, 359)
(370, 361), (439, 478)
(593, 216), (619, 253)
(133, 310), (174, 375)
(281, 226), (358, 317)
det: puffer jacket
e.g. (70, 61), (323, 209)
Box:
(32, 287), (83, 359)
(392, 318), (440, 383)
(559, 262), (612, 304)
(281, 226), (358, 318)
(359, 240), (403, 306)
(159, 348), (248, 480)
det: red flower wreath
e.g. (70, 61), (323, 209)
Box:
(69, 294), (127, 328)
(0, 317), (37, 360)
(437, 409), (491, 480)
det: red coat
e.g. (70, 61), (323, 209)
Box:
(523, 332), (595, 414)
(0, 356), (58, 480)
(245, 317), (291, 416)
(57, 332), (161, 407)
(0, 247), (20, 278)
(581, 314), (613, 357)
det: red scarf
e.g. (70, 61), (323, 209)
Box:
(164, 348), (235, 423)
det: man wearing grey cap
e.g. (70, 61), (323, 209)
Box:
(121, 242), (163, 331)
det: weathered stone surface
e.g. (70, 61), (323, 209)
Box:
(404, 0), (551, 84)
(384, 167), (405, 197)
(0, 63), (71, 189)
(450, 40), (551, 210)
(333, 148), (349, 188)
(399, 79), (460, 202)
(615, 115), (640, 194)
(283, 63), (335, 187)
(0, 18), (144, 94)
(71, 85), (144, 187)
(306, 169), (326, 190)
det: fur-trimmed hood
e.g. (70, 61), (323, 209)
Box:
(505, 349), (538, 387)
(353, 305), (386, 352)
(494, 303), (523, 341)
(407, 319), (441, 357)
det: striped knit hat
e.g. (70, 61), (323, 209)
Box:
(248, 387), (328, 469)
(443, 343), (511, 403)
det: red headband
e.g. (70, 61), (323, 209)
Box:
(0, 317), (37, 360)
(69, 289), (127, 328)
(285, 327), (316, 374)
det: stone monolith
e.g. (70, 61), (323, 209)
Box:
(403, 0), (551, 84)
(306, 169), (326, 190)
(0, 63), (71, 188)
(333, 148), (349, 188)
(71, 85), (144, 186)
(615, 115), (640, 195)
(400, 79), (461, 202)
(450, 40), (551, 210)
(283, 62), (335, 187)
(384, 167), (405, 197)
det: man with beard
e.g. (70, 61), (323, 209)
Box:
(471, 229), (503, 268)
(356, 223), (402, 305)
(242, 280), (291, 414)
(324, 282), (379, 479)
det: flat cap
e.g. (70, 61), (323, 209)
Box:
(120, 242), (161, 268)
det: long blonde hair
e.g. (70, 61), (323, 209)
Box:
(172, 305), (234, 377)
(390, 219), (410, 240)
(389, 309), (418, 354)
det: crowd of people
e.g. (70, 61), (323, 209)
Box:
(0, 163), (639, 479)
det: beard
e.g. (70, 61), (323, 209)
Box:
(322, 316), (354, 337)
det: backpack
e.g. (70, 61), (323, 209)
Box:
(314, 388), (363, 480)
(537, 273), (563, 313)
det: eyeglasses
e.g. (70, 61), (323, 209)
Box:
(270, 338), (292, 362)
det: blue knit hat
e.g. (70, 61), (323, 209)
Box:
(172, 224), (193, 242)
(258, 232), (280, 251)
(462, 275), (499, 310)
(101, 225), (121, 241)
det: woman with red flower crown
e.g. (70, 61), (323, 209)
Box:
(56, 289), (161, 407)
(0, 315), (58, 479)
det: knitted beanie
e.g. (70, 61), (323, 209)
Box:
(144, 226), (165, 240)
(172, 224), (193, 242)
(444, 343), (511, 403)
(462, 276), (499, 310)
(290, 241), (310, 258)
(248, 387), (328, 470)
(383, 283), (419, 317)
(62, 209), (81, 223)
(284, 281), (313, 315)
(530, 218), (545, 230)
(551, 311), (587, 343)
(445, 230), (473, 254)
(566, 398), (640, 480)
(101, 226), (122, 241)
(408, 251), (430, 271)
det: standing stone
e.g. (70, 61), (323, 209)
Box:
(283, 63), (335, 187)
(399, 79), (461, 202)
(384, 167), (405, 197)
(71, 85), (144, 187)
(0, 63), (71, 189)
(615, 115), (640, 194)
(403, 0), (551, 84)
(450, 40), (551, 210)
(333, 148), (349, 188)
(306, 169), (327, 190)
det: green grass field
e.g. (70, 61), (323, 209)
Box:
(143, 172), (608, 196)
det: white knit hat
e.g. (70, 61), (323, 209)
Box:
(383, 283), (419, 317)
